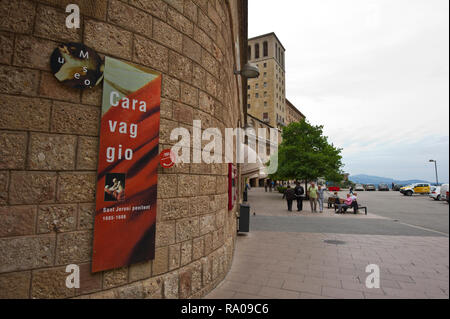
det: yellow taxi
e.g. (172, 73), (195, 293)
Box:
(400, 183), (431, 196)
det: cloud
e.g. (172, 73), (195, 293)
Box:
(249, 0), (449, 182)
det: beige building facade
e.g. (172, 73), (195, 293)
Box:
(285, 98), (305, 125)
(247, 32), (287, 131)
(0, 0), (248, 299)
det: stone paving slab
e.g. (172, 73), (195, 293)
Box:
(205, 231), (449, 299)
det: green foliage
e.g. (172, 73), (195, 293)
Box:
(277, 186), (287, 193)
(269, 120), (344, 182)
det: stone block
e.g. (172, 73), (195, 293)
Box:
(204, 232), (213, 255)
(191, 260), (202, 293)
(57, 172), (96, 203)
(133, 35), (169, 73)
(0, 206), (36, 238)
(192, 236), (204, 260)
(31, 266), (75, 298)
(162, 75), (180, 100)
(160, 198), (189, 221)
(179, 268), (191, 298)
(37, 204), (77, 234)
(155, 220), (176, 247)
(29, 133), (77, 170)
(0, 65), (40, 96)
(177, 174), (199, 197)
(0, 235), (55, 273)
(192, 64), (206, 90)
(0, 131), (27, 169)
(176, 217), (199, 242)
(153, 19), (182, 53)
(76, 136), (98, 170)
(193, 26), (212, 53)
(167, 7), (194, 36)
(108, 0), (152, 36)
(129, 260), (152, 282)
(183, 35), (202, 64)
(173, 102), (193, 125)
(189, 195), (211, 216)
(0, 95), (51, 131)
(160, 98), (173, 119)
(51, 102), (100, 136)
(163, 271), (179, 298)
(78, 203), (95, 230)
(55, 230), (92, 265)
(164, 0), (184, 13)
(201, 256), (212, 286)
(0, 271), (31, 298)
(9, 171), (57, 205)
(169, 243), (181, 270)
(0, 31), (14, 64)
(184, 0), (198, 22)
(169, 50), (192, 82)
(81, 85), (103, 106)
(158, 174), (178, 199)
(0, 0), (35, 33)
(199, 214), (215, 235)
(75, 262), (102, 295)
(198, 90), (214, 114)
(181, 240), (192, 266)
(152, 246), (169, 276)
(84, 19), (132, 59)
(116, 282), (144, 299)
(103, 266), (128, 289)
(129, 0), (167, 21)
(142, 276), (163, 299)
(39, 72), (81, 103)
(180, 82), (198, 107)
(199, 176), (216, 195)
(13, 35), (56, 70)
(34, 4), (81, 42)
(201, 49), (219, 78)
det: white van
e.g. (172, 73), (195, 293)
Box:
(440, 184), (449, 202)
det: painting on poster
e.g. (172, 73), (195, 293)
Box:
(92, 56), (161, 273)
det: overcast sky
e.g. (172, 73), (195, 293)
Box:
(249, 0), (449, 183)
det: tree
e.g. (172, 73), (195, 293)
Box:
(268, 120), (343, 185)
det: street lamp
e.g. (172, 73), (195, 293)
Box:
(429, 159), (439, 185)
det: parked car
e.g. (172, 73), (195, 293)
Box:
(400, 183), (431, 196)
(429, 186), (441, 200)
(365, 184), (376, 191)
(392, 184), (403, 191)
(440, 184), (449, 202)
(378, 183), (389, 191)
(354, 184), (365, 191)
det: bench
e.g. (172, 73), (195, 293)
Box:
(334, 200), (367, 215)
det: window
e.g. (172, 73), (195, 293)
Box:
(263, 41), (268, 57)
(255, 43), (260, 59)
(247, 94), (250, 98)
(247, 104), (250, 109)
(248, 46), (251, 59)
(263, 112), (268, 120)
(263, 72), (267, 77)
(264, 101), (267, 107)
(264, 63), (267, 68)
(247, 85), (250, 89)
(263, 82), (267, 88)
(264, 91), (267, 97)
(255, 93), (259, 98)
(275, 43), (278, 60)
(255, 83), (259, 89)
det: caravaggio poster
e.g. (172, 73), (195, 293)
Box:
(92, 57), (161, 272)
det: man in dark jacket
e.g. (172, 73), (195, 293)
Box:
(294, 182), (304, 211)
(284, 185), (296, 211)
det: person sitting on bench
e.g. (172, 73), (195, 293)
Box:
(337, 194), (353, 214)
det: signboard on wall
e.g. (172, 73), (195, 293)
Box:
(92, 57), (161, 273)
(228, 163), (238, 210)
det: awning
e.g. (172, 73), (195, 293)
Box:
(240, 144), (268, 179)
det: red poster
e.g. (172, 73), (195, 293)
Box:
(92, 57), (161, 272)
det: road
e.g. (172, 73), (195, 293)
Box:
(247, 188), (449, 236)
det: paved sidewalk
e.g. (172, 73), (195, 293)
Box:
(204, 188), (449, 299)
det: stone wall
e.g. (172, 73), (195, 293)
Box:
(0, 0), (245, 299)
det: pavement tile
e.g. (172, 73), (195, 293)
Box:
(258, 287), (300, 299)
(321, 287), (365, 299)
(282, 280), (322, 295)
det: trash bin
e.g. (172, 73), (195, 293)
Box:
(239, 203), (250, 232)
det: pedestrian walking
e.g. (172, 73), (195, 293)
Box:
(349, 186), (354, 194)
(317, 184), (326, 213)
(264, 180), (268, 192)
(294, 182), (304, 211)
(283, 185), (296, 211)
(307, 182), (318, 212)
(269, 180), (272, 192)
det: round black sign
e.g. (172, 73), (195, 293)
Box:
(50, 42), (103, 89)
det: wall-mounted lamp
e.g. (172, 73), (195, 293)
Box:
(234, 63), (260, 78)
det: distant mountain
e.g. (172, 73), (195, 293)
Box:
(349, 174), (431, 186)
